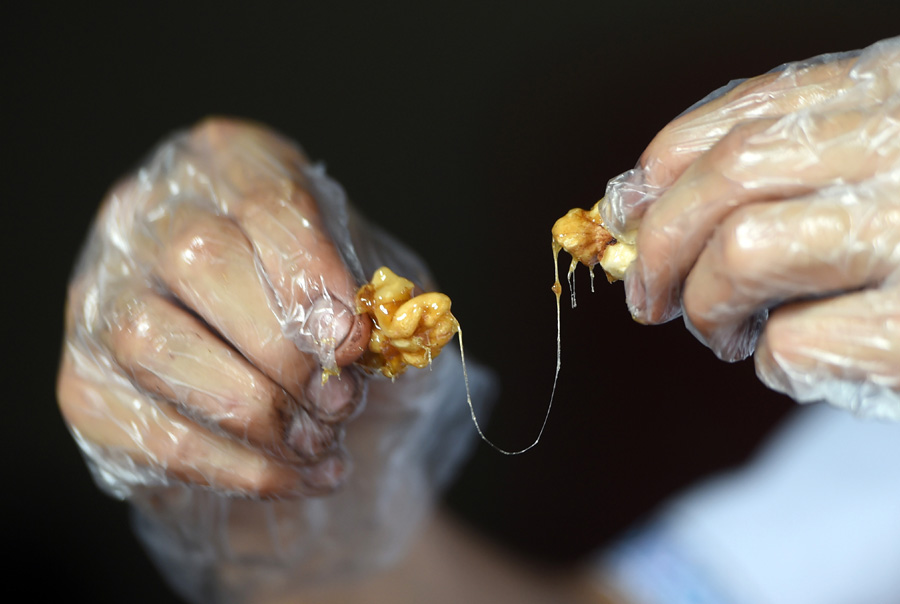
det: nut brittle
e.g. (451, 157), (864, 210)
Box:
(551, 199), (636, 282)
(355, 267), (459, 378)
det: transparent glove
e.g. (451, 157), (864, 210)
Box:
(600, 37), (899, 418)
(56, 118), (494, 603)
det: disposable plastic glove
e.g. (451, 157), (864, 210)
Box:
(600, 37), (899, 418)
(56, 118), (493, 602)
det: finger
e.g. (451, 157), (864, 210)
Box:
(603, 44), (899, 236)
(152, 202), (317, 400)
(57, 349), (346, 497)
(753, 286), (900, 417)
(603, 57), (858, 236)
(682, 187), (900, 361)
(305, 366), (367, 423)
(640, 56), (860, 184)
(187, 116), (312, 205)
(189, 118), (371, 370)
(232, 189), (371, 370)
(151, 205), (365, 422)
(104, 287), (340, 460)
(628, 101), (900, 324)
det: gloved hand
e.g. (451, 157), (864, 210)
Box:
(600, 37), (899, 418)
(56, 118), (493, 602)
(57, 119), (378, 497)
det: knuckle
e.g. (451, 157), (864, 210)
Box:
(639, 134), (683, 186)
(107, 295), (155, 356)
(190, 116), (241, 143)
(219, 387), (287, 446)
(165, 215), (237, 274)
(104, 294), (179, 402)
(711, 206), (768, 277)
(705, 120), (764, 168)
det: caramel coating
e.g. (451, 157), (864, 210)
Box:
(551, 199), (635, 282)
(355, 267), (459, 378)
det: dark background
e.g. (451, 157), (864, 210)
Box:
(6, 2), (897, 601)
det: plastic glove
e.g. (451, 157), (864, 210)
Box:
(56, 118), (494, 602)
(600, 37), (899, 418)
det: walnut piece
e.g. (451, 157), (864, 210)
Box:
(355, 266), (459, 378)
(551, 199), (636, 282)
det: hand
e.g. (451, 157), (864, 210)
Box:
(57, 118), (375, 498)
(601, 37), (899, 417)
(57, 119), (495, 598)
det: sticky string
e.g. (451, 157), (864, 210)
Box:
(456, 243), (564, 455)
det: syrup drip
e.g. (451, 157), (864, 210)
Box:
(356, 258), (564, 455)
(567, 257), (579, 308)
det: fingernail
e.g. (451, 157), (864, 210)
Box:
(308, 297), (354, 352)
(714, 311), (766, 362)
(307, 367), (365, 423)
(286, 411), (338, 461)
(604, 168), (650, 235)
(298, 453), (348, 495)
(334, 312), (370, 367)
(625, 264), (648, 323)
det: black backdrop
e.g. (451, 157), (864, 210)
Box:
(6, 2), (897, 601)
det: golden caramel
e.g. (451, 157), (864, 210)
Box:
(355, 267), (459, 378)
(551, 199), (635, 282)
